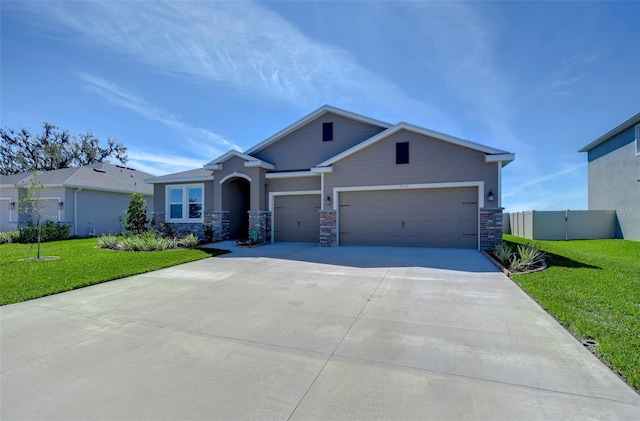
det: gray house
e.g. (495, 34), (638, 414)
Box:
(0, 163), (154, 236)
(147, 105), (514, 250)
(579, 112), (640, 241)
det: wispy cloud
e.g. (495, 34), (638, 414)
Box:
(14, 0), (447, 123)
(503, 162), (586, 199)
(505, 189), (587, 213)
(77, 72), (240, 157)
(127, 151), (206, 176)
(405, 2), (527, 153)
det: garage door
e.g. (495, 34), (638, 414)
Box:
(339, 188), (478, 248)
(273, 195), (320, 243)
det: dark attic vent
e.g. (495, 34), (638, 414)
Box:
(322, 122), (333, 142)
(93, 168), (107, 173)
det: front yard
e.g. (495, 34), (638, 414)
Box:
(504, 235), (640, 391)
(0, 238), (227, 306)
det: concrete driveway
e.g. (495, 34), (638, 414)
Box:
(2, 243), (638, 420)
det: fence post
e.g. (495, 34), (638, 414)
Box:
(565, 209), (569, 241)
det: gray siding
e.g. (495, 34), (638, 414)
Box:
(587, 140), (640, 241)
(76, 190), (152, 237)
(267, 176), (321, 193)
(253, 112), (386, 171)
(0, 187), (19, 231)
(325, 129), (499, 194)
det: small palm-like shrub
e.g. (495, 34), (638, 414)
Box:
(0, 230), (20, 244)
(179, 233), (199, 249)
(98, 234), (122, 250)
(493, 242), (545, 273)
(493, 243), (514, 265)
(515, 244), (546, 270)
(98, 232), (200, 252)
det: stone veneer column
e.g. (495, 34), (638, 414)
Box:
(319, 209), (337, 247)
(210, 211), (230, 241)
(248, 211), (271, 244)
(151, 211), (165, 226)
(480, 207), (504, 251)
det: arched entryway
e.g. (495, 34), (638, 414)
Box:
(222, 177), (250, 240)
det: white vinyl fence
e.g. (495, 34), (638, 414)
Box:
(504, 210), (616, 240)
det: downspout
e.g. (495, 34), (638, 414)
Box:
(74, 188), (82, 236)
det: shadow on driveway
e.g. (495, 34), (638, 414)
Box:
(209, 241), (500, 273)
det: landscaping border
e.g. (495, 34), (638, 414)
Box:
(481, 250), (547, 277)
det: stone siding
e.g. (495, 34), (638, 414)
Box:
(319, 209), (337, 247)
(210, 211), (230, 241)
(480, 207), (503, 250)
(248, 211), (271, 244)
(150, 211), (228, 241)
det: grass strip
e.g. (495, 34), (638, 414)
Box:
(1, 238), (227, 305)
(504, 234), (640, 392)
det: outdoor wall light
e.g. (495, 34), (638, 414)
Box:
(10, 202), (16, 210)
(58, 202), (64, 210)
(487, 190), (495, 202)
(326, 195), (331, 204)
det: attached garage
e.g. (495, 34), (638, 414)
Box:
(273, 194), (321, 243)
(338, 187), (478, 248)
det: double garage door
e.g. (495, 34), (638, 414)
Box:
(339, 187), (478, 249)
(273, 187), (478, 249)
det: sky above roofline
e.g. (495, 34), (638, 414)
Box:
(1, 1), (638, 212)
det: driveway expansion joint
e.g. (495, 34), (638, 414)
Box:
(286, 268), (391, 421)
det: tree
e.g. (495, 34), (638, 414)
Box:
(123, 193), (149, 234)
(0, 123), (128, 175)
(18, 173), (49, 259)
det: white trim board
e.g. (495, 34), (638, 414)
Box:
(218, 172), (252, 184)
(265, 171), (319, 179)
(268, 190), (321, 243)
(318, 123), (510, 167)
(332, 181), (484, 250)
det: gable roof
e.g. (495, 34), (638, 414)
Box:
(244, 105), (392, 155)
(579, 112), (640, 152)
(317, 122), (514, 167)
(202, 149), (274, 170)
(145, 168), (213, 184)
(5, 163), (154, 195)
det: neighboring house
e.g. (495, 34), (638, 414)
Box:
(579, 112), (640, 241)
(147, 105), (515, 250)
(0, 163), (154, 236)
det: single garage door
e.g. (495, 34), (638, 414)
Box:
(339, 187), (478, 248)
(273, 194), (321, 243)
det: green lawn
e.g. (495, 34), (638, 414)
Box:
(504, 234), (640, 391)
(0, 238), (228, 306)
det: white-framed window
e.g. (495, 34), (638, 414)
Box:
(635, 123), (639, 156)
(166, 184), (204, 222)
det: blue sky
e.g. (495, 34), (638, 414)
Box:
(1, 1), (638, 212)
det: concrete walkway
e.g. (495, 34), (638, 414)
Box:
(2, 243), (638, 420)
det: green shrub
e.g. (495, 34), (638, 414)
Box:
(123, 192), (149, 234)
(178, 233), (199, 248)
(17, 221), (71, 243)
(493, 243), (513, 265)
(97, 232), (198, 252)
(508, 244), (546, 272)
(97, 234), (123, 250)
(0, 230), (20, 244)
